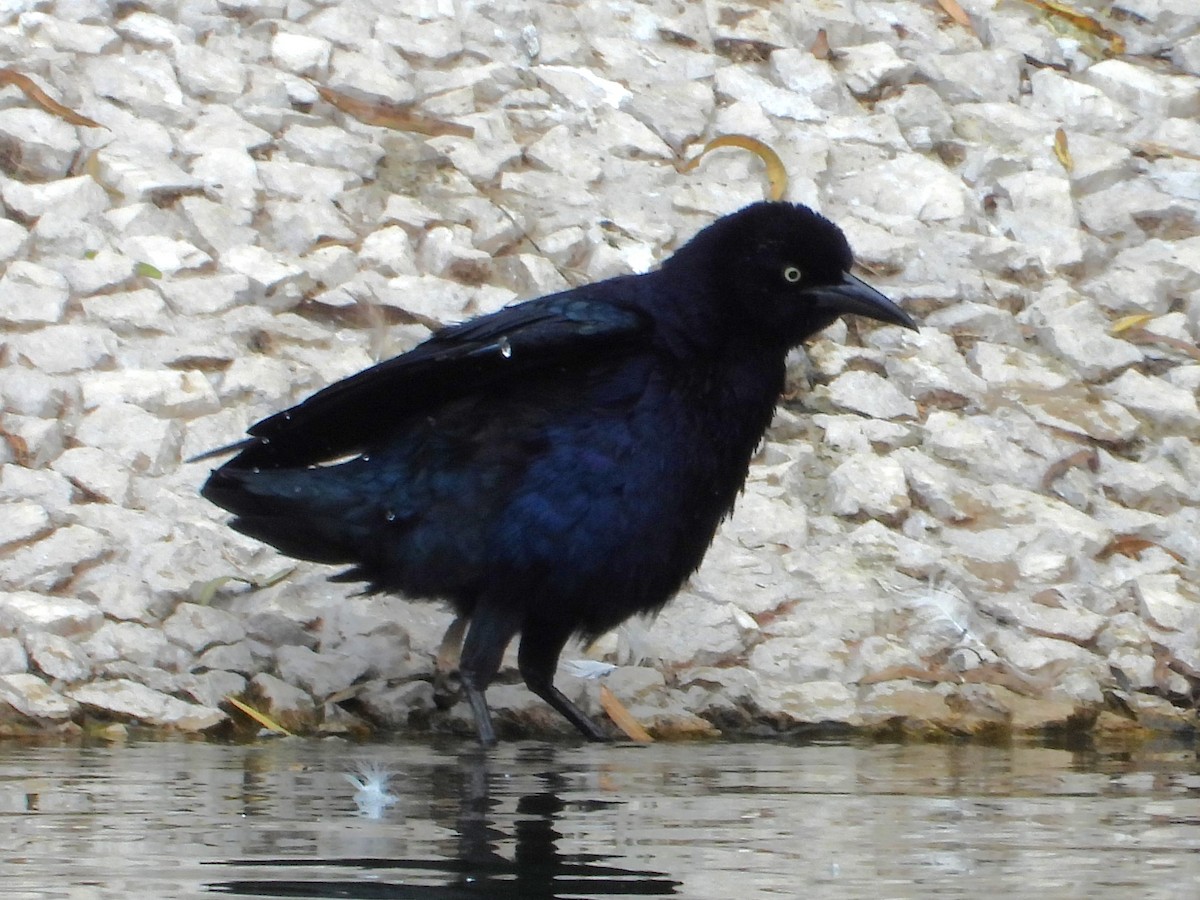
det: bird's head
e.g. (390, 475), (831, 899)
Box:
(674, 201), (918, 346)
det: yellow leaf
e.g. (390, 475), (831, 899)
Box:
(598, 684), (653, 743)
(1109, 313), (1155, 334)
(680, 134), (788, 201)
(1053, 127), (1073, 173)
(226, 695), (294, 736)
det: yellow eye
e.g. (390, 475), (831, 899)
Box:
(783, 265), (802, 283)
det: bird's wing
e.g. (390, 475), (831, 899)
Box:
(199, 288), (651, 469)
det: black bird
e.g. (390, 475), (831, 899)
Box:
(200, 201), (917, 745)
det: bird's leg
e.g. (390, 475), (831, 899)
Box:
(459, 606), (520, 747)
(517, 624), (611, 742)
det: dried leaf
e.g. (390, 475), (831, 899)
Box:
(1110, 312), (1156, 334)
(1041, 447), (1098, 490)
(1121, 328), (1200, 362)
(935, 0), (975, 32)
(1023, 0), (1125, 55)
(810, 28), (832, 60)
(1097, 535), (1186, 564)
(225, 695), (294, 736)
(858, 665), (944, 686)
(0, 68), (104, 128)
(599, 684), (653, 743)
(1135, 141), (1200, 163)
(190, 566), (296, 604)
(315, 85), (473, 137)
(1053, 126), (1073, 173)
(680, 134), (788, 201)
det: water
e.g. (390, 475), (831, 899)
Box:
(3, 736), (1199, 898)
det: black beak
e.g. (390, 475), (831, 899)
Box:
(805, 273), (918, 331)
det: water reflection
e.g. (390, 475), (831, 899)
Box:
(4, 737), (1200, 899)
(211, 744), (681, 897)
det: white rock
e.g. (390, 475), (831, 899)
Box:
(1028, 68), (1133, 133)
(20, 13), (118, 53)
(1031, 301), (1143, 381)
(183, 670), (248, 709)
(1175, 33), (1200, 76)
(968, 341), (1071, 391)
(271, 31), (332, 76)
(353, 226), (414, 277)
(0, 527), (108, 593)
(68, 678), (225, 730)
(714, 66), (823, 122)
(1103, 368), (1200, 429)
(79, 288), (167, 332)
(917, 49), (1021, 103)
(222, 245), (304, 291)
(0, 673), (73, 719)
(275, 645), (371, 699)
(279, 124), (385, 175)
(823, 370), (918, 419)
(75, 403), (182, 475)
(417, 224), (489, 277)
(0, 501), (50, 547)
(174, 42), (246, 100)
(837, 42), (914, 97)
(327, 47), (415, 104)
(1022, 392), (1140, 443)
(0, 637), (28, 675)
(2, 174), (109, 220)
(378, 15), (463, 60)
(50, 447), (132, 505)
(1136, 574), (1195, 632)
(114, 10), (189, 47)
(876, 83), (953, 151)
(750, 679), (858, 725)
(1, 414), (63, 467)
(190, 148), (260, 212)
(84, 51), (188, 123)
(838, 154), (967, 223)
(996, 171), (1085, 271)
(0, 592), (102, 636)
(770, 48), (851, 111)
(26, 632), (92, 683)
(988, 629), (1094, 673)
(82, 621), (183, 669)
(94, 148), (202, 202)
(250, 672), (316, 721)
(0, 465), (74, 516)
(0, 108), (79, 179)
(80, 370), (219, 418)
(163, 603), (247, 653)
(0, 216), (27, 259)
(0, 261), (69, 325)
(1083, 58), (1200, 120)
(178, 106), (272, 155)
(11, 326), (112, 379)
(534, 64), (630, 109)
(380, 194), (442, 230)
(621, 80), (716, 152)
(1096, 449), (1190, 509)
(828, 453), (910, 519)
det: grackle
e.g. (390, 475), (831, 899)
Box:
(199, 201), (917, 745)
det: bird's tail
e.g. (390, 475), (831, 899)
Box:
(201, 464), (376, 564)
